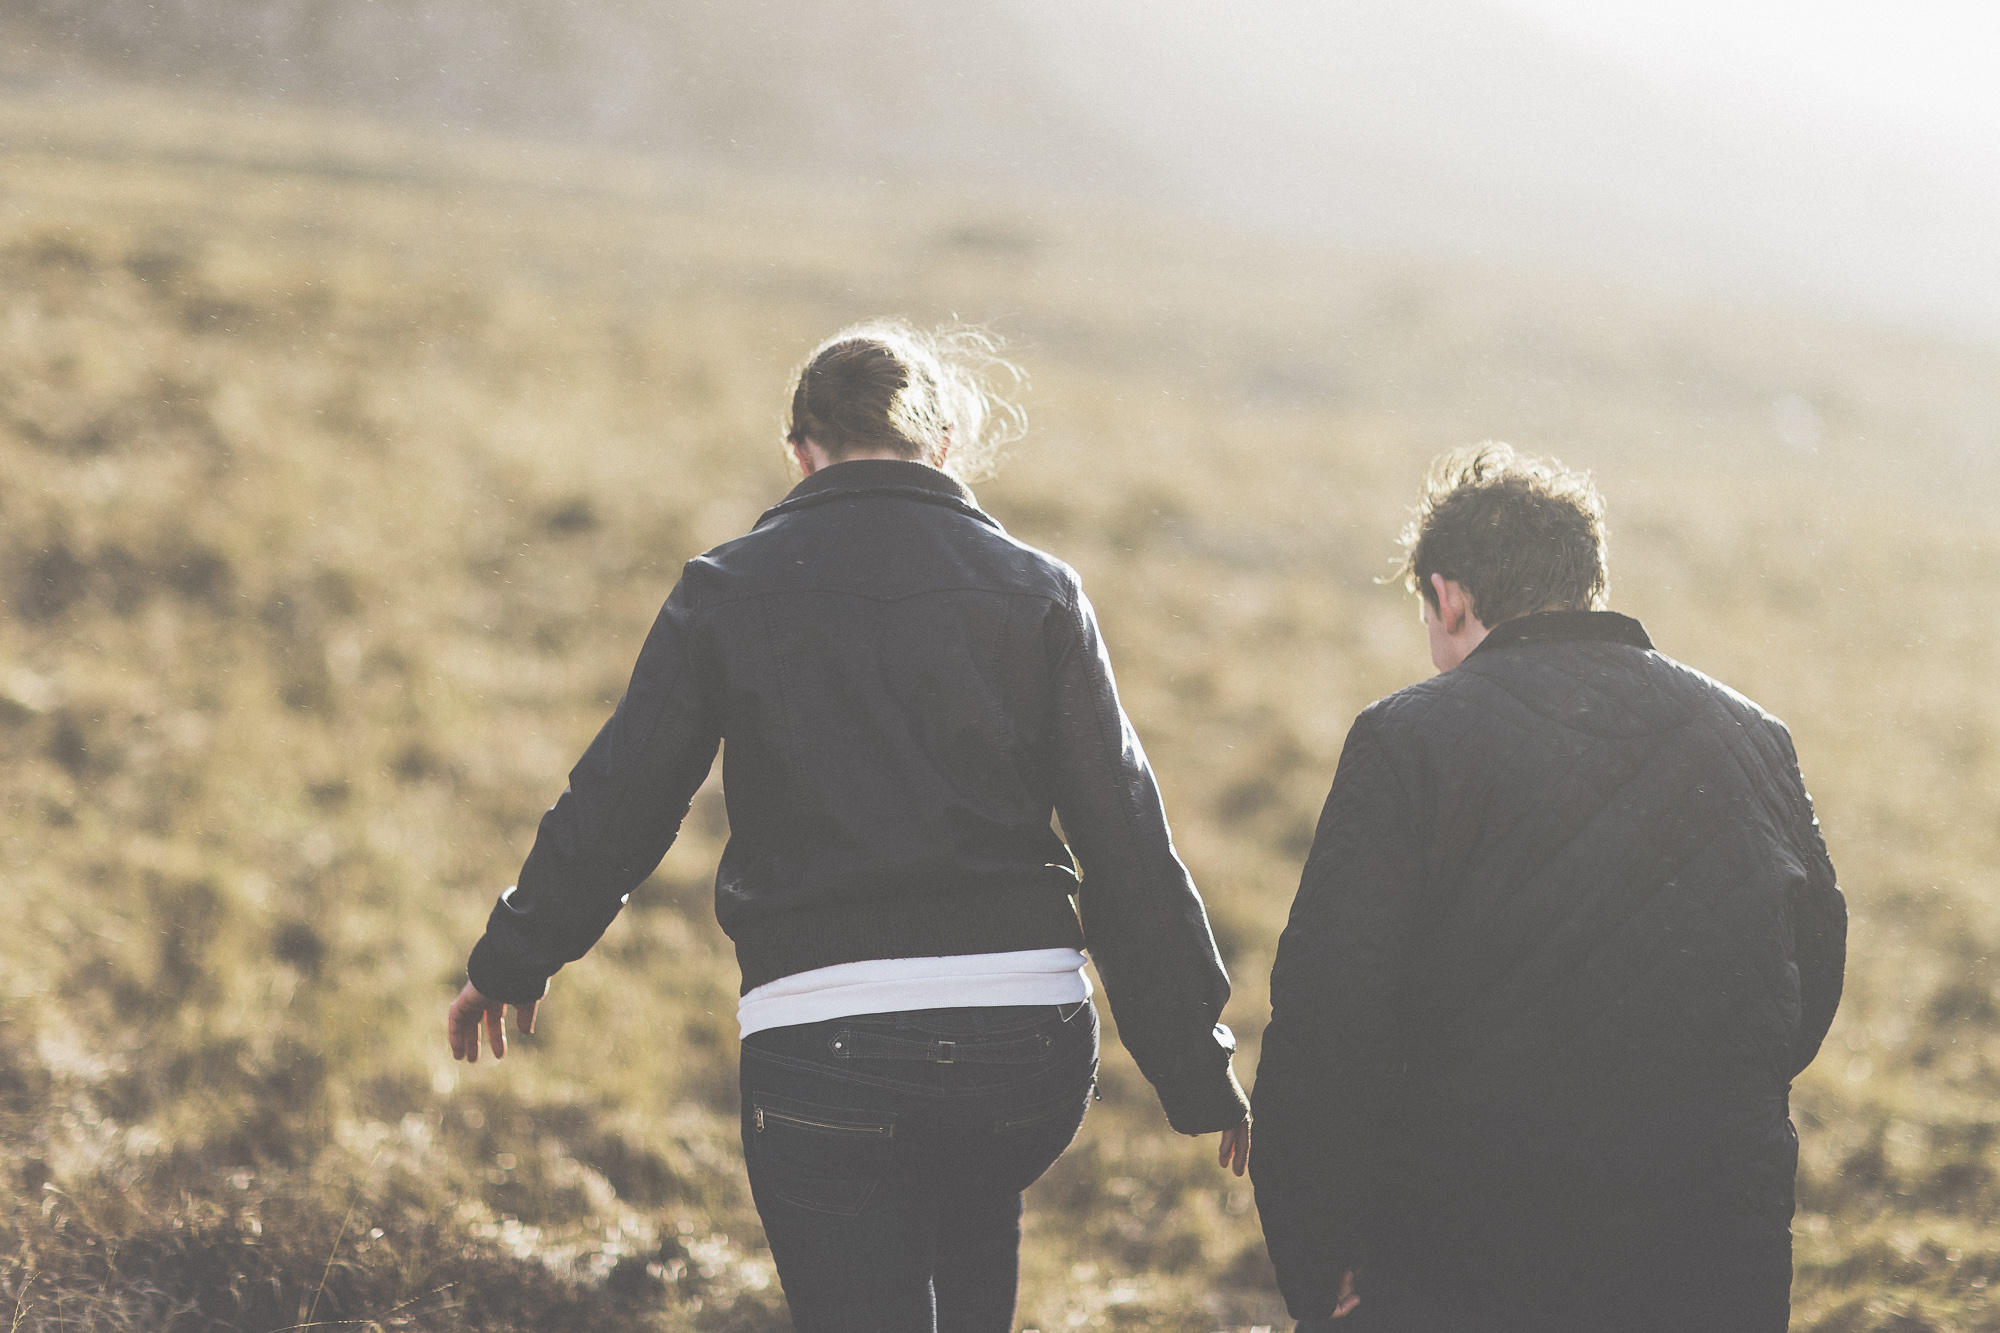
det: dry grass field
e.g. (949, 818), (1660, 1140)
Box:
(3, 79), (2000, 1331)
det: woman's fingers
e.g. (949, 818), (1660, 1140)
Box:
(484, 1000), (507, 1060)
(448, 983), (486, 1062)
(1216, 1121), (1251, 1176)
(447, 984), (538, 1063)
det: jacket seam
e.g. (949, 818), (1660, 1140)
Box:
(687, 584), (1064, 615)
(1063, 573), (1219, 1090)
(755, 485), (1000, 530)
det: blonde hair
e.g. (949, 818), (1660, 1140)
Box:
(785, 320), (1024, 483)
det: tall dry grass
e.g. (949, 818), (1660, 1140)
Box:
(3, 81), (2000, 1331)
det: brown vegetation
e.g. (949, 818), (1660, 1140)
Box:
(3, 81), (2000, 1331)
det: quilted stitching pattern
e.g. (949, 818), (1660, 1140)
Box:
(1251, 618), (1845, 1327)
(1399, 639), (1817, 1082)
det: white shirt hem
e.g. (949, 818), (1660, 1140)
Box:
(737, 948), (1091, 1039)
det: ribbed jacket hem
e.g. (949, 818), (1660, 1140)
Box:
(730, 886), (1087, 994)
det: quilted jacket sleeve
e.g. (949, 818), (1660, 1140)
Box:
(467, 569), (722, 1004)
(1779, 730), (1847, 1079)
(1252, 708), (1426, 1320)
(1046, 577), (1249, 1135)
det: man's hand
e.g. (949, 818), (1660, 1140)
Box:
(447, 981), (537, 1062)
(1293, 1271), (1361, 1328)
(1333, 1268), (1359, 1317)
(1216, 1118), (1251, 1176)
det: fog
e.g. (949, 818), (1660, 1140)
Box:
(1494, 0), (2000, 193)
(0, 1), (1129, 185)
(1019, 0), (2000, 336)
(5, 0), (1994, 334)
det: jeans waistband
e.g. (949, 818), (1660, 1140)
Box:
(827, 1025), (1057, 1065)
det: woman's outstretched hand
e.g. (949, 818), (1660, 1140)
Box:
(447, 981), (537, 1062)
(1217, 1118), (1251, 1176)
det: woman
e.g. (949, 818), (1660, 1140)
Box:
(447, 320), (1250, 1332)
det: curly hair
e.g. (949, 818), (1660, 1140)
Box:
(1399, 443), (1609, 626)
(785, 320), (1025, 483)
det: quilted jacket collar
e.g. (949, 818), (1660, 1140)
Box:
(754, 459), (996, 530)
(1471, 609), (1654, 659)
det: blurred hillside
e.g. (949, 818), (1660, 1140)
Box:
(7, 0), (1999, 334)
(3, 77), (2000, 1331)
(0, 0), (1145, 197)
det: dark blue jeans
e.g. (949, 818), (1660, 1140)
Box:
(740, 1002), (1099, 1333)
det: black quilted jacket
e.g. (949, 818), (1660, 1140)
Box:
(1251, 611), (1846, 1331)
(467, 459), (1248, 1134)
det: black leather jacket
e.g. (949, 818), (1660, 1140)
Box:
(468, 460), (1248, 1133)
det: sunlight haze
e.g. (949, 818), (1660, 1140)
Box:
(1011, 0), (2000, 334)
(1489, 0), (2000, 190)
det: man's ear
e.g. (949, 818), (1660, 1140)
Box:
(1430, 574), (1465, 633)
(789, 437), (819, 476)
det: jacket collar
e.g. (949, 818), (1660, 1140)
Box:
(753, 459), (998, 531)
(1470, 609), (1654, 659)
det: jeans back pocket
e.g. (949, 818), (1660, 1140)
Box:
(755, 1103), (895, 1138)
(748, 1093), (901, 1218)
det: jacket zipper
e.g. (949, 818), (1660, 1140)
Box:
(755, 1105), (893, 1137)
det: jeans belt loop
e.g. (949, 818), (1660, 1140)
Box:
(935, 1040), (955, 1065)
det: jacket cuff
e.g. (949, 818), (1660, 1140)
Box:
(466, 931), (552, 1007)
(1157, 1058), (1251, 1135)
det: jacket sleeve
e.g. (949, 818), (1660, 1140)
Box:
(1046, 578), (1249, 1135)
(1251, 710), (1424, 1321)
(466, 569), (722, 1004)
(1779, 731), (1847, 1079)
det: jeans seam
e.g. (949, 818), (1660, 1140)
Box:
(830, 1005), (1068, 1040)
(743, 1039), (1094, 1101)
(828, 1032), (1052, 1063)
(993, 1063), (1098, 1133)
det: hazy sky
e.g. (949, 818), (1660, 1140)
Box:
(1488, 0), (2000, 195)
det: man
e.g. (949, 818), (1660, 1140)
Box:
(1250, 445), (1846, 1332)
